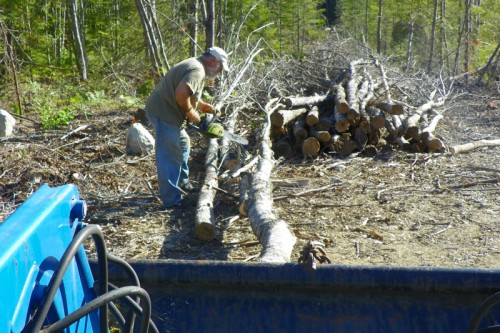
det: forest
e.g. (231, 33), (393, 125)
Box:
(0, 0), (498, 125)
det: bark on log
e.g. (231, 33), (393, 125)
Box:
(292, 117), (308, 142)
(334, 105), (350, 133)
(282, 95), (328, 108)
(376, 102), (404, 115)
(306, 106), (320, 126)
(195, 48), (261, 241)
(195, 137), (219, 241)
(331, 84), (349, 114)
(245, 99), (296, 263)
(451, 139), (500, 154)
(366, 106), (386, 129)
(420, 114), (443, 140)
(405, 91), (445, 139)
(385, 119), (410, 149)
(309, 129), (331, 143)
(270, 107), (308, 128)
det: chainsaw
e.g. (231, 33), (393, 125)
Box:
(191, 113), (248, 145)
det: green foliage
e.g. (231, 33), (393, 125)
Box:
(40, 107), (75, 130)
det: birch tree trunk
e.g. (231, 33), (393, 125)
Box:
(69, 0), (88, 81)
(405, 21), (414, 73)
(135, 0), (168, 75)
(245, 100), (296, 263)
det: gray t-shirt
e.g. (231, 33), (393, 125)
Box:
(145, 57), (205, 128)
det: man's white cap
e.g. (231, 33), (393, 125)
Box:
(208, 47), (229, 71)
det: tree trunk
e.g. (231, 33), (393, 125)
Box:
(405, 21), (414, 73)
(245, 100), (296, 263)
(205, 0), (215, 49)
(428, 0), (439, 74)
(189, 0), (199, 57)
(377, 0), (383, 53)
(135, 0), (167, 75)
(194, 137), (219, 241)
(69, 0), (88, 81)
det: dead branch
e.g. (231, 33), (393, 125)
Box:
(451, 139), (500, 154)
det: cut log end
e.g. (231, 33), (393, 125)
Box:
(194, 222), (216, 241)
(302, 137), (320, 158)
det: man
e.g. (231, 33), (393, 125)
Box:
(145, 47), (229, 208)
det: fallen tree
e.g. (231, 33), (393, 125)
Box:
(242, 99), (296, 263)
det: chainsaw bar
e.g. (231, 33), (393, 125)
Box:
(223, 131), (248, 145)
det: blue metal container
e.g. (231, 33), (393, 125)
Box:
(104, 255), (500, 332)
(0, 184), (99, 332)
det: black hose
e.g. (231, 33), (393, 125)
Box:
(108, 282), (160, 333)
(44, 286), (151, 333)
(107, 252), (141, 333)
(468, 292), (500, 333)
(23, 224), (108, 333)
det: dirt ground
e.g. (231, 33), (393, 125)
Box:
(1, 37), (499, 269)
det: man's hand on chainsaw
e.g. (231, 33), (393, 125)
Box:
(186, 109), (201, 124)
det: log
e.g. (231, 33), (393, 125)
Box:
(313, 111), (335, 132)
(331, 84), (349, 114)
(366, 106), (386, 129)
(194, 137), (219, 241)
(334, 105), (350, 133)
(420, 114), (443, 140)
(282, 95), (328, 108)
(332, 132), (357, 156)
(451, 139), (500, 154)
(376, 102), (404, 115)
(245, 99), (296, 263)
(273, 137), (294, 158)
(309, 129), (331, 143)
(385, 119), (410, 149)
(391, 115), (406, 136)
(306, 106), (320, 126)
(302, 137), (321, 158)
(270, 107), (308, 128)
(422, 133), (445, 152)
(405, 91), (445, 139)
(292, 117), (308, 142)
(354, 127), (368, 149)
(195, 48), (261, 241)
(347, 108), (361, 126)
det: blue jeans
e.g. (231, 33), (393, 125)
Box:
(146, 112), (190, 207)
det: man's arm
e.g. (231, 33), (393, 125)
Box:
(175, 82), (200, 124)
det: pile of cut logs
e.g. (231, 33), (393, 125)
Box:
(270, 59), (447, 159)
